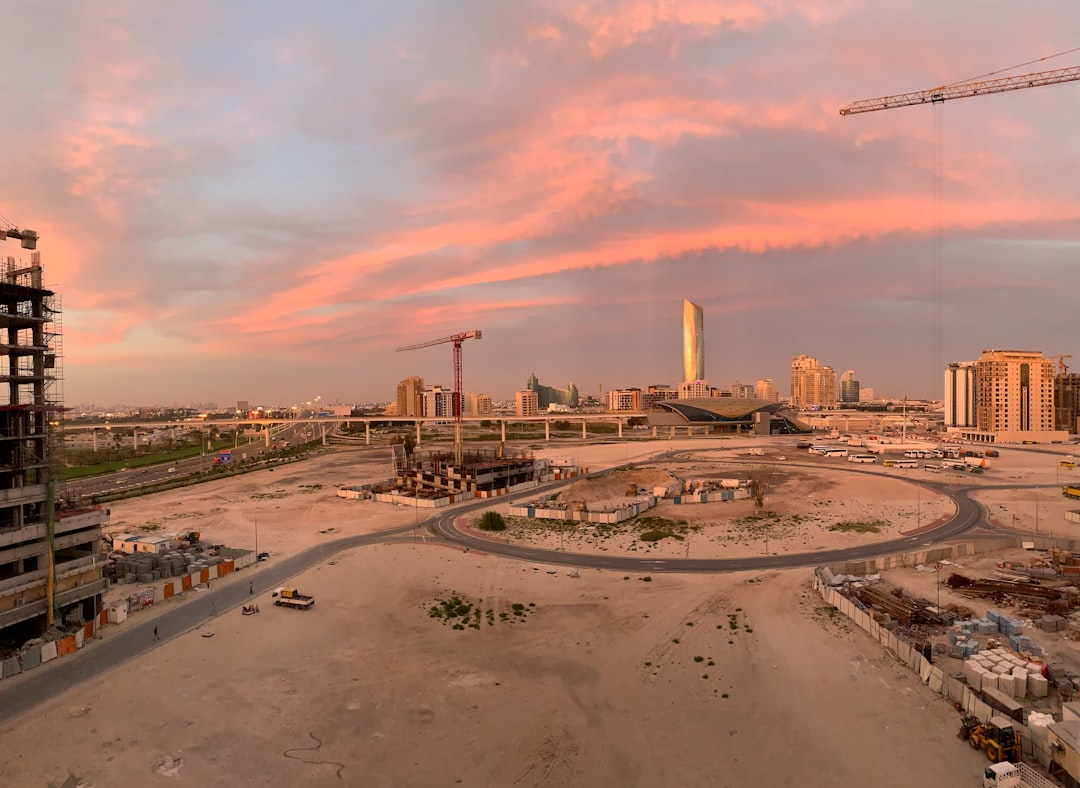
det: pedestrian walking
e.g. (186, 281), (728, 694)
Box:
(249, 581), (253, 595)
(153, 626), (159, 642)
(212, 601), (217, 616)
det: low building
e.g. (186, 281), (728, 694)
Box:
(114, 534), (176, 555)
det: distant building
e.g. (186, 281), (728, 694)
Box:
(754, 378), (779, 401)
(515, 390), (539, 417)
(236, 400), (250, 414)
(944, 362), (976, 428)
(858, 387), (874, 402)
(422, 386), (452, 418)
(1056, 373), (1080, 433)
(952, 350), (1068, 443)
(607, 388), (642, 412)
(643, 384), (680, 411)
(730, 381), (754, 399)
(683, 300), (704, 383)
(679, 380), (710, 399)
(464, 393), (493, 418)
(790, 355), (837, 409)
(525, 374), (578, 409)
(395, 376), (424, 418)
(839, 370), (860, 404)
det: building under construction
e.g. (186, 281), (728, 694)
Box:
(385, 446), (542, 498)
(0, 249), (107, 653)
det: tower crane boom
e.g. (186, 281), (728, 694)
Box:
(840, 65), (1080, 115)
(0, 216), (38, 250)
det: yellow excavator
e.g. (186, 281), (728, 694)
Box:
(177, 529), (200, 546)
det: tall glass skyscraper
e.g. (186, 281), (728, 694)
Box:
(682, 300), (704, 383)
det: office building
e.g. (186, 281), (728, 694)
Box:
(525, 374), (578, 409)
(643, 385), (679, 411)
(395, 376), (424, 418)
(944, 362), (976, 428)
(683, 300), (704, 383)
(463, 393), (493, 418)
(0, 252), (107, 644)
(515, 390), (539, 417)
(679, 380), (711, 399)
(730, 381), (754, 399)
(859, 387), (875, 403)
(839, 370), (860, 404)
(790, 355), (837, 409)
(422, 386), (452, 418)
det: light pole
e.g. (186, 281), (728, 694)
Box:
(254, 514), (259, 558)
(1035, 486), (1040, 535)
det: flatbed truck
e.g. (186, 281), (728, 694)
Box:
(271, 587), (315, 609)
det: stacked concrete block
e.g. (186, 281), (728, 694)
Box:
(1039, 615), (1067, 633)
(976, 619), (998, 635)
(1010, 667), (1028, 698)
(1028, 673), (1050, 698)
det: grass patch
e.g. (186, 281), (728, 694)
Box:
(476, 511), (507, 531)
(828, 520), (887, 534)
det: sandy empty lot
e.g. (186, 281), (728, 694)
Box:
(1, 544), (985, 787)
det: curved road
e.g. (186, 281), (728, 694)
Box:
(0, 453), (1001, 724)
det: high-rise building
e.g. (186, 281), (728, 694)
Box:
(643, 384), (679, 410)
(0, 253), (107, 643)
(1055, 373), (1080, 433)
(944, 362), (976, 428)
(754, 379), (779, 401)
(730, 381), (754, 399)
(395, 376), (424, 418)
(683, 300), (704, 383)
(515, 390), (539, 417)
(839, 370), (860, 404)
(965, 350), (1067, 442)
(463, 393), (493, 418)
(607, 388), (642, 411)
(790, 355), (837, 409)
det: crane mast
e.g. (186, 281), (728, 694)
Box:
(396, 330), (482, 466)
(840, 65), (1080, 115)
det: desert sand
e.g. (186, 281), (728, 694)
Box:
(0, 437), (993, 786)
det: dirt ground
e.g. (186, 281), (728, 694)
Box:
(0, 436), (1027, 786)
(492, 447), (952, 559)
(0, 545), (986, 787)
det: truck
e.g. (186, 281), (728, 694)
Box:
(271, 587), (315, 609)
(985, 449), (1000, 458)
(1063, 485), (1080, 501)
(983, 761), (1060, 787)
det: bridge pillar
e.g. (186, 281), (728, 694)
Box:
(687, 427), (692, 437)
(133, 430), (138, 451)
(652, 426), (657, 437)
(670, 426), (675, 439)
(545, 421), (550, 441)
(501, 421), (506, 442)
(416, 420), (421, 445)
(322, 424), (327, 446)
(582, 420), (587, 439)
(92, 429), (97, 452)
(265, 427), (271, 447)
(365, 422), (370, 445)
(618, 420), (623, 438)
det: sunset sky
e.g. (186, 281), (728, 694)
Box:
(3, 1), (1080, 407)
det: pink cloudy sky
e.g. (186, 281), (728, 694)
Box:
(2, 1), (1079, 408)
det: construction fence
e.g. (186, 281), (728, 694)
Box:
(0, 550), (256, 683)
(813, 568), (1060, 777)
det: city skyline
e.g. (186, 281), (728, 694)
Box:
(3, 3), (1080, 405)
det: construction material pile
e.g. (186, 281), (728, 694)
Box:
(945, 573), (1080, 612)
(850, 583), (957, 627)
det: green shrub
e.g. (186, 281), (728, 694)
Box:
(477, 511), (507, 531)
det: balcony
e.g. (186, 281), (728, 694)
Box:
(0, 522), (45, 548)
(0, 483), (46, 506)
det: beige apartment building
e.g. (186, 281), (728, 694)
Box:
(515, 390), (539, 417)
(790, 355), (837, 409)
(607, 388), (642, 412)
(754, 378), (779, 401)
(395, 376), (424, 418)
(954, 350), (1069, 443)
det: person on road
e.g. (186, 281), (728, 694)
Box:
(249, 581), (253, 595)
(211, 601), (217, 616)
(153, 626), (159, 642)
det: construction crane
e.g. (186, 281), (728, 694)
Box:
(840, 64), (1080, 115)
(1049, 354), (1073, 376)
(0, 214), (38, 249)
(396, 330), (482, 466)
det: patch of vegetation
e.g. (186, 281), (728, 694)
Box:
(476, 511), (507, 531)
(428, 595), (532, 629)
(693, 656), (704, 663)
(639, 529), (673, 542)
(672, 638), (680, 644)
(828, 520), (886, 534)
(138, 523), (162, 532)
(641, 576), (652, 582)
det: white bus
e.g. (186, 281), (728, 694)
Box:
(822, 448), (849, 458)
(808, 445), (832, 455)
(848, 454), (876, 463)
(895, 460), (918, 469)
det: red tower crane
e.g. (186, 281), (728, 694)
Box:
(397, 330), (482, 465)
(0, 214), (38, 249)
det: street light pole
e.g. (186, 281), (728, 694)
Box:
(254, 514), (259, 558)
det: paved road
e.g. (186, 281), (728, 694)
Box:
(0, 451), (996, 724)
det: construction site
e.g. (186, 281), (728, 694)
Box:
(0, 227), (109, 659)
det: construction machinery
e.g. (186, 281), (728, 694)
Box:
(271, 587), (315, 609)
(962, 716), (1022, 764)
(177, 529), (200, 546)
(1063, 486), (1080, 501)
(396, 330), (482, 466)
